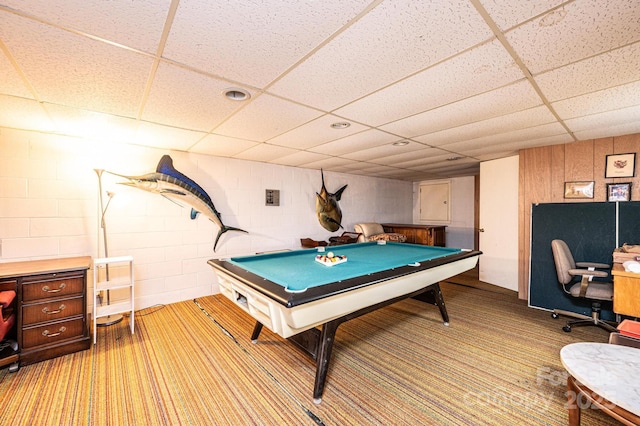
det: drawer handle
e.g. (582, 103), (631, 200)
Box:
(42, 283), (66, 293)
(42, 304), (65, 315)
(42, 326), (67, 338)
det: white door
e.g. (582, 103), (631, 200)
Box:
(479, 156), (519, 291)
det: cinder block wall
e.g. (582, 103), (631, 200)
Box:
(0, 127), (412, 310)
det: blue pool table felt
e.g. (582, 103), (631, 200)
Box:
(228, 242), (463, 292)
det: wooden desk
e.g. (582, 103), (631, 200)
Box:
(381, 223), (446, 246)
(612, 264), (640, 317)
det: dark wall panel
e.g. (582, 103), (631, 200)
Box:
(529, 202), (619, 320)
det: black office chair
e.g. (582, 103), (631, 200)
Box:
(550, 239), (617, 333)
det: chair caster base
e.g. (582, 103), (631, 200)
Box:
(563, 325), (572, 332)
(552, 312), (559, 319)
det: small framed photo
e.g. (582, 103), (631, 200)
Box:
(607, 182), (632, 202)
(564, 181), (594, 199)
(605, 153), (636, 178)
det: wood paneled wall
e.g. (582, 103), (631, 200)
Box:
(518, 133), (640, 299)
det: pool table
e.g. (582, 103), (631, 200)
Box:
(208, 242), (481, 403)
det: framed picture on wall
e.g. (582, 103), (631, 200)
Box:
(605, 153), (636, 178)
(564, 181), (594, 199)
(607, 182), (632, 202)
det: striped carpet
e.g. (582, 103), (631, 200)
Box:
(0, 282), (622, 425)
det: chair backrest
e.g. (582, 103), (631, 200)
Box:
(551, 239), (577, 285)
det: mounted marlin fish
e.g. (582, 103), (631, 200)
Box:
(107, 155), (247, 251)
(315, 169), (348, 232)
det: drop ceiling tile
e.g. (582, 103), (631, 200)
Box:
(269, 0), (493, 111)
(552, 80), (640, 119)
(0, 13), (152, 117)
(393, 150), (458, 169)
(573, 121), (640, 141)
(267, 114), (368, 149)
(381, 80), (542, 138)
(300, 156), (359, 171)
(479, 0), (566, 31)
(142, 63), (250, 132)
(368, 148), (438, 166)
(342, 140), (427, 162)
(309, 129), (398, 156)
(536, 42), (640, 102)
(213, 94), (322, 142)
(268, 151), (330, 167)
(190, 134), (259, 157)
(565, 105), (640, 134)
(334, 39), (522, 126)
(46, 103), (139, 143)
(506, 0), (640, 74)
(438, 122), (567, 153)
(0, 49), (33, 98)
(415, 105), (557, 147)
(464, 133), (573, 158)
(233, 143), (299, 162)
(0, 95), (54, 132)
(135, 122), (206, 151)
(164, 0), (371, 87)
(1, 0), (170, 53)
(415, 157), (478, 173)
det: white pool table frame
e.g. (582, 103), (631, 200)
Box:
(208, 250), (480, 402)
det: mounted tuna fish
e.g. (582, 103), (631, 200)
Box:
(315, 169), (348, 232)
(107, 155), (246, 251)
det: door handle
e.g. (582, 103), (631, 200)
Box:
(478, 228), (485, 232)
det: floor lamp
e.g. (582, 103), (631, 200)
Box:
(94, 169), (123, 326)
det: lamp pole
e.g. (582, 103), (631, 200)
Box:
(94, 169), (123, 326)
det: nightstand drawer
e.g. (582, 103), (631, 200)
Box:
(22, 317), (85, 349)
(22, 275), (84, 302)
(22, 296), (84, 326)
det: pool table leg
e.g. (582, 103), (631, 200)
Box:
(313, 320), (340, 404)
(250, 321), (263, 343)
(412, 282), (449, 325)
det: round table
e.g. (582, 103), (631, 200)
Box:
(560, 342), (640, 425)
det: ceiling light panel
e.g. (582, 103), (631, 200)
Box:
(269, 0), (493, 111)
(163, 0), (371, 87)
(335, 39), (522, 126)
(381, 80), (542, 138)
(506, 0), (640, 74)
(142, 62), (249, 132)
(267, 114), (366, 150)
(213, 93), (322, 142)
(0, 0), (170, 53)
(0, 14), (152, 117)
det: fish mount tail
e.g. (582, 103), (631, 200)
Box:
(214, 225), (248, 251)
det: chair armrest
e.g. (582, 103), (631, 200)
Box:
(575, 261), (610, 269)
(568, 268), (609, 278)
